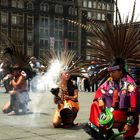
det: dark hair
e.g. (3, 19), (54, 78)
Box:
(67, 79), (78, 96)
(110, 57), (127, 74)
(111, 58), (125, 67)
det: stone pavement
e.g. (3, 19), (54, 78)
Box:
(0, 89), (140, 140)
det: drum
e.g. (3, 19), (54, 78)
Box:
(60, 107), (74, 126)
(59, 100), (74, 126)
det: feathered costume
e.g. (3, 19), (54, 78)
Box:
(42, 48), (83, 76)
(1, 38), (31, 115)
(43, 48), (82, 127)
(68, 0), (140, 139)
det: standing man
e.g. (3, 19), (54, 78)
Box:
(29, 56), (41, 75)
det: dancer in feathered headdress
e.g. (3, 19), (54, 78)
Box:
(2, 41), (30, 115)
(43, 48), (82, 128)
(81, 0), (140, 139)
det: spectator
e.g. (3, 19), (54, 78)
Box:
(29, 56), (41, 75)
(84, 78), (90, 92)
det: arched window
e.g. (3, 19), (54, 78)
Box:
(102, 3), (106, 9)
(98, 2), (102, 9)
(17, 0), (24, 9)
(27, 2), (34, 10)
(40, 1), (49, 12)
(12, 0), (16, 7)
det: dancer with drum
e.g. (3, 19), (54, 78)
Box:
(51, 69), (79, 128)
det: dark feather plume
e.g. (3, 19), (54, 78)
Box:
(1, 33), (30, 71)
(66, 0), (140, 82)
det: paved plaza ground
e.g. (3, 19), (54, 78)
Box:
(0, 89), (140, 140)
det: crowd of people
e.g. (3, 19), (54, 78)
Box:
(0, 55), (140, 140)
(0, 2), (140, 140)
(0, 53), (140, 140)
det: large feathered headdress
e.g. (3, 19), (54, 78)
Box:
(42, 48), (85, 77)
(68, 0), (140, 82)
(1, 33), (30, 72)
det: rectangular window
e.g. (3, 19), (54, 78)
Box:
(97, 13), (101, 20)
(88, 1), (92, 8)
(40, 16), (48, 28)
(40, 18), (44, 27)
(27, 16), (33, 27)
(39, 17), (49, 35)
(12, 0), (17, 7)
(40, 39), (44, 47)
(11, 29), (24, 44)
(39, 49), (45, 58)
(93, 12), (96, 19)
(88, 11), (92, 18)
(0, 28), (8, 47)
(17, 15), (24, 25)
(27, 31), (33, 41)
(45, 18), (48, 28)
(27, 47), (33, 56)
(55, 41), (63, 50)
(67, 22), (78, 48)
(55, 19), (63, 29)
(54, 31), (63, 40)
(39, 16), (49, 50)
(11, 14), (24, 25)
(93, 1), (96, 8)
(102, 14), (105, 20)
(68, 41), (77, 49)
(107, 3), (110, 10)
(54, 18), (64, 50)
(40, 39), (48, 48)
(40, 29), (48, 38)
(11, 15), (17, 24)
(27, 30), (33, 47)
(1, 12), (8, 24)
(83, 0), (87, 7)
